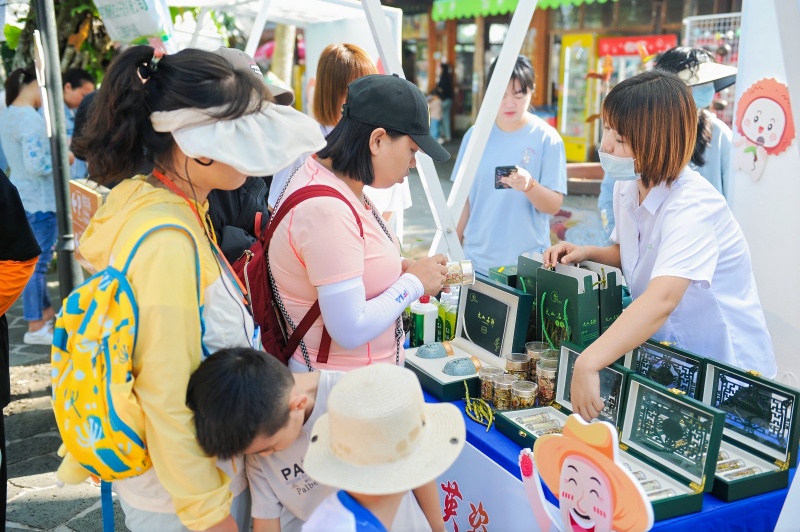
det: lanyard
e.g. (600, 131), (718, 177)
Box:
(150, 170), (250, 300)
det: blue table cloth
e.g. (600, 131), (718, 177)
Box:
(424, 391), (792, 531)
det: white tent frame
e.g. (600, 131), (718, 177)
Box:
(241, 0), (538, 259)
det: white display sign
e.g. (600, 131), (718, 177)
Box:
(436, 442), (538, 531)
(94, 0), (175, 48)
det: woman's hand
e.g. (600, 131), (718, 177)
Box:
(406, 254), (448, 296)
(542, 241), (588, 268)
(570, 354), (605, 422)
(501, 167), (534, 192)
(401, 258), (415, 273)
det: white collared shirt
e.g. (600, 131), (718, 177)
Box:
(611, 167), (776, 377)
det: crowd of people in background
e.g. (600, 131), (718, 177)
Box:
(0, 36), (777, 532)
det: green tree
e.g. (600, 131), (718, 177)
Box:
(6, 0), (113, 82)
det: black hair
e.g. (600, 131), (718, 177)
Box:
(654, 46), (715, 79)
(316, 116), (403, 186)
(72, 45), (272, 186)
(487, 55), (535, 93)
(62, 68), (95, 89)
(186, 347), (295, 459)
(654, 47), (715, 167)
(5, 68), (37, 107)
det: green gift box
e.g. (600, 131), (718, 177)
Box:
(495, 342), (631, 448)
(488, 265), (517, 287)
(404, 275), (532, 402)
(700, 360), (800, 501)
(580, 260), (624, 333)
(536, 264), (600, 349)
(622, 340), (706, 399)
(516, 252), (543, 343)
(618, 375), (726, 521)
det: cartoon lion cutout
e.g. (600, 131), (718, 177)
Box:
(733, 78), (796, 182)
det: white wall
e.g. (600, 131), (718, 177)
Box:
(729, 0), (800, 386)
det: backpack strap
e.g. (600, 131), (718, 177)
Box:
(116, 223), (203, 305)
(265, 185), (364, 364)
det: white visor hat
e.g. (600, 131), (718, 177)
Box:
(150, 102), (326, 177)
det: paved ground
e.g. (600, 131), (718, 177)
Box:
(4, 137), (602, 530)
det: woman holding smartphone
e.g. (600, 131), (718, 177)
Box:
(452, 55), (567, 275)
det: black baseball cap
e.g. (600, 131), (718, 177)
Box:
(342, 74), (450, 162)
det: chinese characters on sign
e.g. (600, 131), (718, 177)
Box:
(441, 480), (491, 532)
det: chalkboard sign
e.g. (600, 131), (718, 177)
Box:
(460, 287), (509, 357)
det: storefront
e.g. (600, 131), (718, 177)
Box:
(422, 0), (741, 149)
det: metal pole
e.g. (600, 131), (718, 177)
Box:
(430, 0), (538, 255)
(33, 0), (80, 298)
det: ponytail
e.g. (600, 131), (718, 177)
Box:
(72, 45), (270, 186)
(5, 68), (37, 106)
(692, 109), (713, 168)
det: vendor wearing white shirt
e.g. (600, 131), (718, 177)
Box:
(544, 70), (776, 422)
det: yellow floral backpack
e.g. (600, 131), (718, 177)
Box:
(51, 221), (201, 531)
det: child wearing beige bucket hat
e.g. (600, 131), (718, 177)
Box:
(302, 364), (466, 531)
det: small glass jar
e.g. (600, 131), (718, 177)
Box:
(525, 341), (549, 381)
(478, 366), (504, 403)
(505, 353), (530, 381)
(511, 381), (538, 410)
(492, 374), (516, 410)
(444, 260), (476, 287)
(537, 359), (558, 405)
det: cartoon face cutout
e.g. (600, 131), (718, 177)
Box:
(559, 455), (614, 532)
(740, 97), (787, 148)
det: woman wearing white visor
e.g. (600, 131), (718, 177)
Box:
(71, 46), (325, 531)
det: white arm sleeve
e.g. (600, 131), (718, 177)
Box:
(317, 273), (424, 349)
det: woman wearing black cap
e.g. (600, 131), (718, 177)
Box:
(268, 74), (450, 373)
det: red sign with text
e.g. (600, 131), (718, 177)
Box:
(598, 34), (678, 57)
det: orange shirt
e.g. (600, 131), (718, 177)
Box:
(0, 258), (37, 316)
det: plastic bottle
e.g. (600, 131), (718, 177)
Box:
(436, 293), (450, 342)
(410, 295), (438, 347)
(444, 300), (458, 341)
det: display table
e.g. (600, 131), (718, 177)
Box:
(426, 391), (792, 531)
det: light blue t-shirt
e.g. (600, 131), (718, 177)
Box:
(451, 116), (567, 275)
(0, 105), (55, 213)
(688, 114), (732, 197)
(38, 102), (88, 180)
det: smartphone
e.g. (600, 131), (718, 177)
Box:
(495, 166), (517, 189)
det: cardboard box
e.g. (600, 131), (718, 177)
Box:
(488, 265), (517, 287)
(618, 375), (725, 520)
(405, 275), (533, 402)
(622, 340), (706, 399)
(495, 342), (630, 448)
(516, 252), (543, 343)
(536, 264), (600, 348)
(700, 360), (800, 501)
(580, 260), (624, 333)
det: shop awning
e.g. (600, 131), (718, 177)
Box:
(431, 0), (616, 21)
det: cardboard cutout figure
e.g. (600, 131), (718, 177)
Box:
(733, 78), (796, 181)
(519, 415), (654, 532)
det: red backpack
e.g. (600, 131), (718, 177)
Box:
(233, 185), (363, 365)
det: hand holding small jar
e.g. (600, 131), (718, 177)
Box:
(406, 254), (449, 296)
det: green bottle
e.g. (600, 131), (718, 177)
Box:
(436, 294), (449, 342)
(444, 301), (458, 341)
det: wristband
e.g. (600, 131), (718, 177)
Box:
(523, 178), (535, 193)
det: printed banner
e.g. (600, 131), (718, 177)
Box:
(437, 442), (537, 531)
(94, 0), (174, 49)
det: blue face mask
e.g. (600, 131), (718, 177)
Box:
(692, 83), (715, 109)
(598, 149), (639, 181)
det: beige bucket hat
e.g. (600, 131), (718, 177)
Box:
(304, 365), (466, 495)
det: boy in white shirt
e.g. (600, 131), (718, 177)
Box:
(186, 348), (443, 532)
(302, 364), (466, 532)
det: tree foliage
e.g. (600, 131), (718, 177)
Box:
(7, 1), (114, 83)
